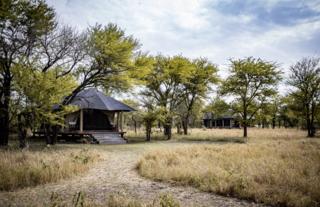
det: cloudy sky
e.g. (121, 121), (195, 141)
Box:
(47, 0), (320, 77)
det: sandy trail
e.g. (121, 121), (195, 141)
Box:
(0, 142), (265, 207)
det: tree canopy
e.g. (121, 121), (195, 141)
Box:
(221, 57), (281, 139)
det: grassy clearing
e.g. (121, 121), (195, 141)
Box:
(126, 130), (167, 142)
(137, 129), (320, 207)
(126, 127), (307, 143)
(49, 191), (180, 207)
(0, 147), (99, 191)
(175, 128), (306, 142)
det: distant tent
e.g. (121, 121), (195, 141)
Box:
(203, 112), (240, 128)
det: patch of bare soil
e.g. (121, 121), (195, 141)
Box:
(0, 143), (266, 207)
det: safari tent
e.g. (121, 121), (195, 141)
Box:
(63, 88), (135, 144)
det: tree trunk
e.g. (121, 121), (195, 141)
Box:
(164, 124), (172, 140)
(243, 102), (248, 142)
(18, 113), (27, 149)
(182, 117), (188, 135)
(0, 76), (11, 146)
(306, 104), (313, 137)
(44, 124), (52, 145)
(307, 118), (312, 137)
(163, 117), (172, 140)
(52, 125), (58, 144)
(146, 122), (151, 141)
(310, 102), (316, 137)
(177, 123), (182, 134)
(272, 116), (276, 129)
(243, 125), (247, 138)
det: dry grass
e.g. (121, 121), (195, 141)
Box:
(126, 130), (168, 142)
(137, 128), (320, 207)
(0, 147), (99, 191)
(49, 191), (180, 207)
(126, 127), (307, 143)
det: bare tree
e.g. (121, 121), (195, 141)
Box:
(37, 25), (87, 76)
(288, 57), (320, 137)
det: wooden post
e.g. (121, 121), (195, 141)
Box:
(120, 112), (123, 132)
(116, 112), (120, 132)
(222, 119), (224, 128)
(80, 109), (83, 132)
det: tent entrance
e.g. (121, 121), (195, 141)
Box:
(76, 109), (115, 131)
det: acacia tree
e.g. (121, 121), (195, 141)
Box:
(122, 99), (142, 133)
(267, 95), (282, 129)
(7, 10), (85, 146)
(63, 24), (139, 105)
(221, 57), (281, 140)
(0, 0), (55, 146)
(288, 57), (320, 137)
(179, 58), (218, 135)
(14, 66), (77, 147)
(135, 55), (193, 139)
(142, 107), (164, 141)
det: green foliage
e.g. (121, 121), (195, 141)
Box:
(205, 97), (230, 117)
(74, 23), (139, 95)
(183, 58), (219, 98)
(136, 55), (192, 108)
(158, 194), (180, 207)
(122, 99), (143, 130)
(0, 0), (57, 145)
(179, 58), (219, 133)
(13, 65), (78, 127)
(142, 107), (166, 141)
(0, 0), (56, 39)
(221, 57), (281, 136)
(221, 57), (281, 99)
(142, 108), (165, 127)
(135, 55), (219, 135)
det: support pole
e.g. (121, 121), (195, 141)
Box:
(120, 112), (123, 132)
(80, 109), (83, 132)
(116, 112), (120, 132)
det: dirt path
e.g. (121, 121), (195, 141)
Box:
(0, 143), (265, 207)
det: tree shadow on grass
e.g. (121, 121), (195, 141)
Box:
(175, 137), (245, 144)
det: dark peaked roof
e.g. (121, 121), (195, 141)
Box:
(69, 88), (135, 111)
(203, 112), (235, 120)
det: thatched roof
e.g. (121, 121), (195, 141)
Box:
(69, 88), (135, 112)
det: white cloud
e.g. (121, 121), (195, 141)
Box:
(47, 0), (320, 71)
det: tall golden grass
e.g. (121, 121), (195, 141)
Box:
(0, 148), (99, 191)
(137, 129), (320, 207)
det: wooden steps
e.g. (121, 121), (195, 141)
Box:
(90, 132), (127, 144)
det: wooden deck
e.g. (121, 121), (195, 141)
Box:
(32, 130), (127, 144)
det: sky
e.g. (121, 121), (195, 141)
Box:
(47, 0), (320, 81)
